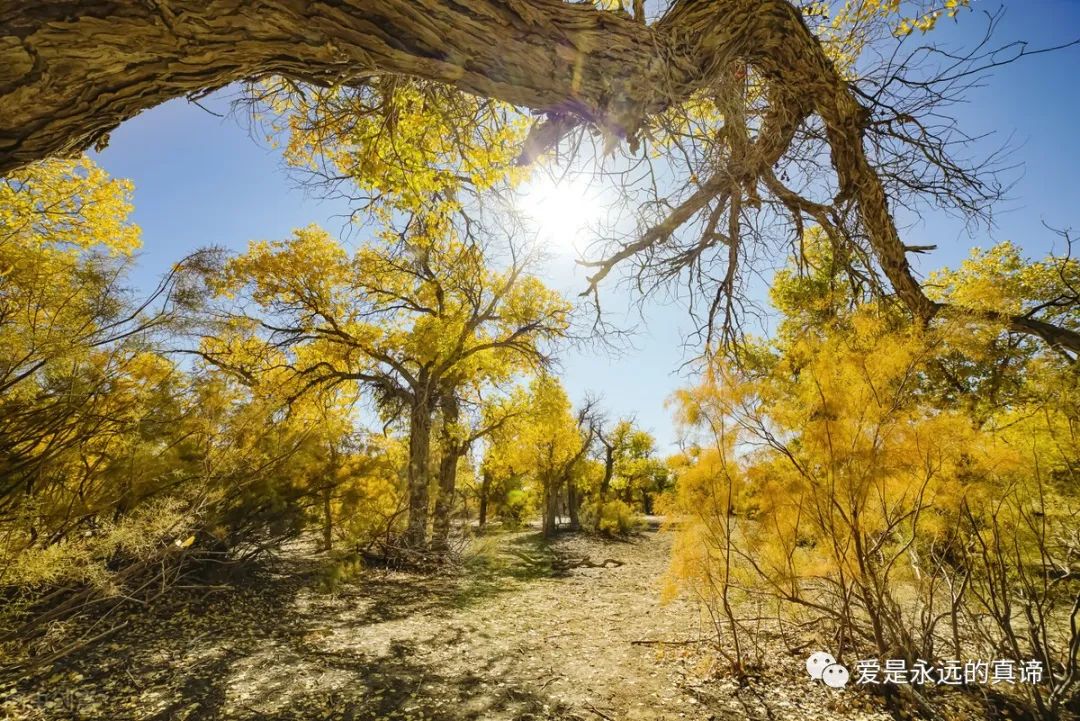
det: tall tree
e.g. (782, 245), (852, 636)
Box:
(200, 225), (570, 549)
(429, 385), (526, 551)
(0, 156), (171, 510)
(476, 389), (533, 529)
(508, 376), (596, 537)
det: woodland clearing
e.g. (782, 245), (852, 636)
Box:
(2, 522), (991, 721)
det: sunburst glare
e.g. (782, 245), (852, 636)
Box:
(516, 174), (606, 254)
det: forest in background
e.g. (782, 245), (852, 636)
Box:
(1, 1), (1078, 719)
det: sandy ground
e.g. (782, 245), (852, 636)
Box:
(1, 523), (929, 721)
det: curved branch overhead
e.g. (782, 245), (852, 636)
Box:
(3, 0), (675, 173)
(0, 1), (882, 178)
(2, 0), (1077, 353)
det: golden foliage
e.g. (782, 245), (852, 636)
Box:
(667, 244), (1078, 710)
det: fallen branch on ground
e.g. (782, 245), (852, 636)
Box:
(551, 555), (624, 571)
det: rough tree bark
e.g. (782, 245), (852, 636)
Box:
(431, 393), (465, 552)
(0, 0), (671, 174)
(594, 434), (615, 531)
(566, 476), (581, 532)
(3, 0), (1076, 352)
(641, 488), (654, 515)
(404, 391), (436, 548)
(542, 473), (559, 538)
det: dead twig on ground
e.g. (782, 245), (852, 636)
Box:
(584, 701), (618, 721)
(630, 638), (711, 646)
(551, 555), (624, 571)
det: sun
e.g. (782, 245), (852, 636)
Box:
(517, 175), (605, 253)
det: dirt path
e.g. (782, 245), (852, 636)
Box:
(1, 524), (901, 721)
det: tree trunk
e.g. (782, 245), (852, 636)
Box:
(431, 393), (463, 552)
(542, 476), (558, 538)
(0, 0), (671, 175)
(595, 444), (614, 531)
(404, 396), (434, 549)
(566, 475), (580, 532)
(478, 470), (492, 529)
(4, 1), (1075, 352)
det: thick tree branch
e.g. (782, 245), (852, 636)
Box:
(3, 0), (1076, 352)
(1, 0), (680, 174)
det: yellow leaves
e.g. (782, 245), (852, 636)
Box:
(504, 374), (583, 477)
(895, 12), (935, 38)
(928, 241), (1080, 344)
(212, 217), (571, 426)
(0, 155), (140, 257)
(895, 0), (970, 37)
(265, 78), (528, 223)
(0, 157), (154, 444)
(0, 157), (148, 428)
(805, 0), (970, 74)
(222, 224), (350, 306)
(935, 242), (1039, 314)
(4, 498), (192, 593)
(1, 158), (141, 338)
(594, 0), (627, 11)
(668, 239), (1077, 632)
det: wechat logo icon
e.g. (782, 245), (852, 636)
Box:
(807, 651), (850, 689)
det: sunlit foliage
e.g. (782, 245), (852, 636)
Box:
(666, 237), (1079, 716)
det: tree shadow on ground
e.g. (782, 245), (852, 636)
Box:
(7, 531), (593, 721)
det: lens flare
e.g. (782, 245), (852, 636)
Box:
(517, 175), (604, 253)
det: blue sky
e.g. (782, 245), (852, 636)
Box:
(90, 2), (1080, 453)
